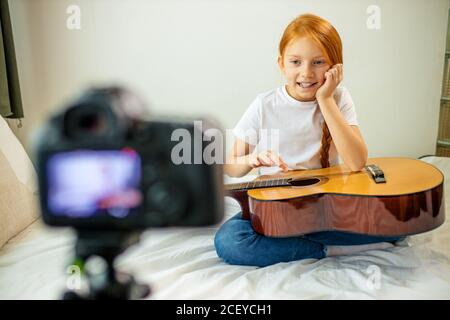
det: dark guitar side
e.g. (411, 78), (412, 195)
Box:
(248, 183), (444, 237)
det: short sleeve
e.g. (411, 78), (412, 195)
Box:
(337, 87), (359, 126)
(232, 96), (261, 146)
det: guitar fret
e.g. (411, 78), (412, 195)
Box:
(226, 177), (291, 190)
(227, 183), (236, 190)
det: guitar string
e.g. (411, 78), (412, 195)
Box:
(224, 169), (365, 191)
(225, 177), (291, 191)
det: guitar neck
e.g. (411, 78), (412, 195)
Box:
(225, 178), (291, 191)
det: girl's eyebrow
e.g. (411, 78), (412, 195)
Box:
(287, 55), (325, 59)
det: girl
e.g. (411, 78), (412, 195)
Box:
(215, 13), (401, 267)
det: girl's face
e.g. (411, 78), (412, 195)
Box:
(279, 37), (331, 102)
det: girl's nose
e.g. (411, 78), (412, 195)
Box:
(300, 64), (314, 78)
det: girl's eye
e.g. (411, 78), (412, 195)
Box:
(289, 60), (325, 66)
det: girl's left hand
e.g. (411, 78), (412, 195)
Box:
(316, 64), (343, 100)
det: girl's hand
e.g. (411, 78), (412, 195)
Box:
(249, 150), (289, 172)
(316, 64), (343, 100)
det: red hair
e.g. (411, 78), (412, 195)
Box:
(279, 14), (343, 65)
(279, 14), (343, 168)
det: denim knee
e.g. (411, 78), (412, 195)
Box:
(214, 216), (255, 266)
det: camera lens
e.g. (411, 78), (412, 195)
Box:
(64, 105), (109, 138)
(77, 111), (106, 134)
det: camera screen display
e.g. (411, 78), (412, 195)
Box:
(46, 149), (142, 218)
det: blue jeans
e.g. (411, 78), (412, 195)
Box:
(214, 213), (402, 267)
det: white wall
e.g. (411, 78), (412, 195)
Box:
(6, 0), (449, 159)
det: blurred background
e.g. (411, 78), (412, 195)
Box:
(3, 0), (449, 158)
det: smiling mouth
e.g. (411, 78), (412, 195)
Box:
(297, 82), (318, 89)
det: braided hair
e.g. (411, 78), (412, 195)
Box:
(319, 121), (332, 168)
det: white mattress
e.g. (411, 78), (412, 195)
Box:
(1, 156), (450, 299)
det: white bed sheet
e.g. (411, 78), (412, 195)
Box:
(1, 156), (450, 299)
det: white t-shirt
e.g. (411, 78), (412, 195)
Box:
(233, 85), (359, 175)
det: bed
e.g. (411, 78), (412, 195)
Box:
(0, 152), (449, 300)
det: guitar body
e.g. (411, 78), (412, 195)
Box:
(225, 157), (445, 237)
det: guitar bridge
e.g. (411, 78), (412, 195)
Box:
(365, 164), (386, 183)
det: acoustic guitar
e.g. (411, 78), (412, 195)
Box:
(225, 157), (445, 237)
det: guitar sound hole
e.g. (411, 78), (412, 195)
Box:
(289, 178), (321, 187)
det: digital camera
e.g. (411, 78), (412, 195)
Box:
(33, 86), (224, 231)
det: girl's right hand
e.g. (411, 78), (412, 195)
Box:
(249, 150), (289, 172)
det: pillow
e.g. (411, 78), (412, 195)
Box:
(0, 116), (39, 248)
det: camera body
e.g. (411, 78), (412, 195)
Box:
(34, 87), (224, 231)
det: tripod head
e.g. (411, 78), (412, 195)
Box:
(63, 230), (151, 300)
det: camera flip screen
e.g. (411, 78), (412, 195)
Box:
(46, 149), (142, 219)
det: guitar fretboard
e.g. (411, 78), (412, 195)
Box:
(225, 178), (291, 191)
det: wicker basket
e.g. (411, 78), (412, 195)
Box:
(437, 147), (450, 157)
(438, 100), (450, 142)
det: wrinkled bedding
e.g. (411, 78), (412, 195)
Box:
(1, 156), (449, 299)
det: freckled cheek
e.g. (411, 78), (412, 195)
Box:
(317, 73), (327, 85)
(286, 68), (298, 77)
(286, 71), (298, 83)
(319, 67), (331, 82)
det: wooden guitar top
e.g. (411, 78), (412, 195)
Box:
(248, 157), (443, 201)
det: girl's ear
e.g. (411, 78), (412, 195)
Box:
(277, 56), (285, 72)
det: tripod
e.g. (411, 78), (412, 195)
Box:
(63, 230), (151, 300)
